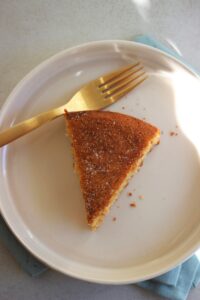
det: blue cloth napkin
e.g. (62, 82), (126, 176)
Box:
(133, 34), (200, 300)
(0, 36), (200, 300)
(137, 256), (200, 300)
(0, 216), (47, 276)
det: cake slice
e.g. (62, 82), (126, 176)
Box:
(65, 111), (160, 230)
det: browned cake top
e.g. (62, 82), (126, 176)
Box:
(66, 111), (159, 224)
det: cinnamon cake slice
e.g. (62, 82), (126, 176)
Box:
(65, 111), (160, 230)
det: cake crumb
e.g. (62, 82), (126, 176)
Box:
(142, 117), (146, 121)
(112, 217), (116, 222)
(170, 131), (178, 137)
(125, 182), (129, 188)
(169, 131), (177, 136)
(130, 202), (136, 207)
(122, 106), (125, 110)
(138, 195), (144, 200)
(128, 192), (132, 196)
(175, 125), (179, 129)
(161, 130), (164, 135)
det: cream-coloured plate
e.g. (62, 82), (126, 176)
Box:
(0, 41), (200, 284)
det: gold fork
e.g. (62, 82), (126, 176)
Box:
(0, 62), (147, 147)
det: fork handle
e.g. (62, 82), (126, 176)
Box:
(0, 107), (65, 147)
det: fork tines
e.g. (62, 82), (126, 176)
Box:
(98, 63), (147, 102)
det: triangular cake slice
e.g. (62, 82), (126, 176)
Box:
(65, 111), (160, 230)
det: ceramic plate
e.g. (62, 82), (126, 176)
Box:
(0, 41), (200, 284)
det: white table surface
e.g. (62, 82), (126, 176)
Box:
(0, 1), (200, 299)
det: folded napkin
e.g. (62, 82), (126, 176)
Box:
(0, 35), (199, 300)
(137, 256), (200, 300)
(0, 216), (47, 276)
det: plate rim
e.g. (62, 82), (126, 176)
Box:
(1, 39), (199, 122)
(0, 39), (200, 284)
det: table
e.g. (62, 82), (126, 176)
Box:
(0, 1), (200, 299)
